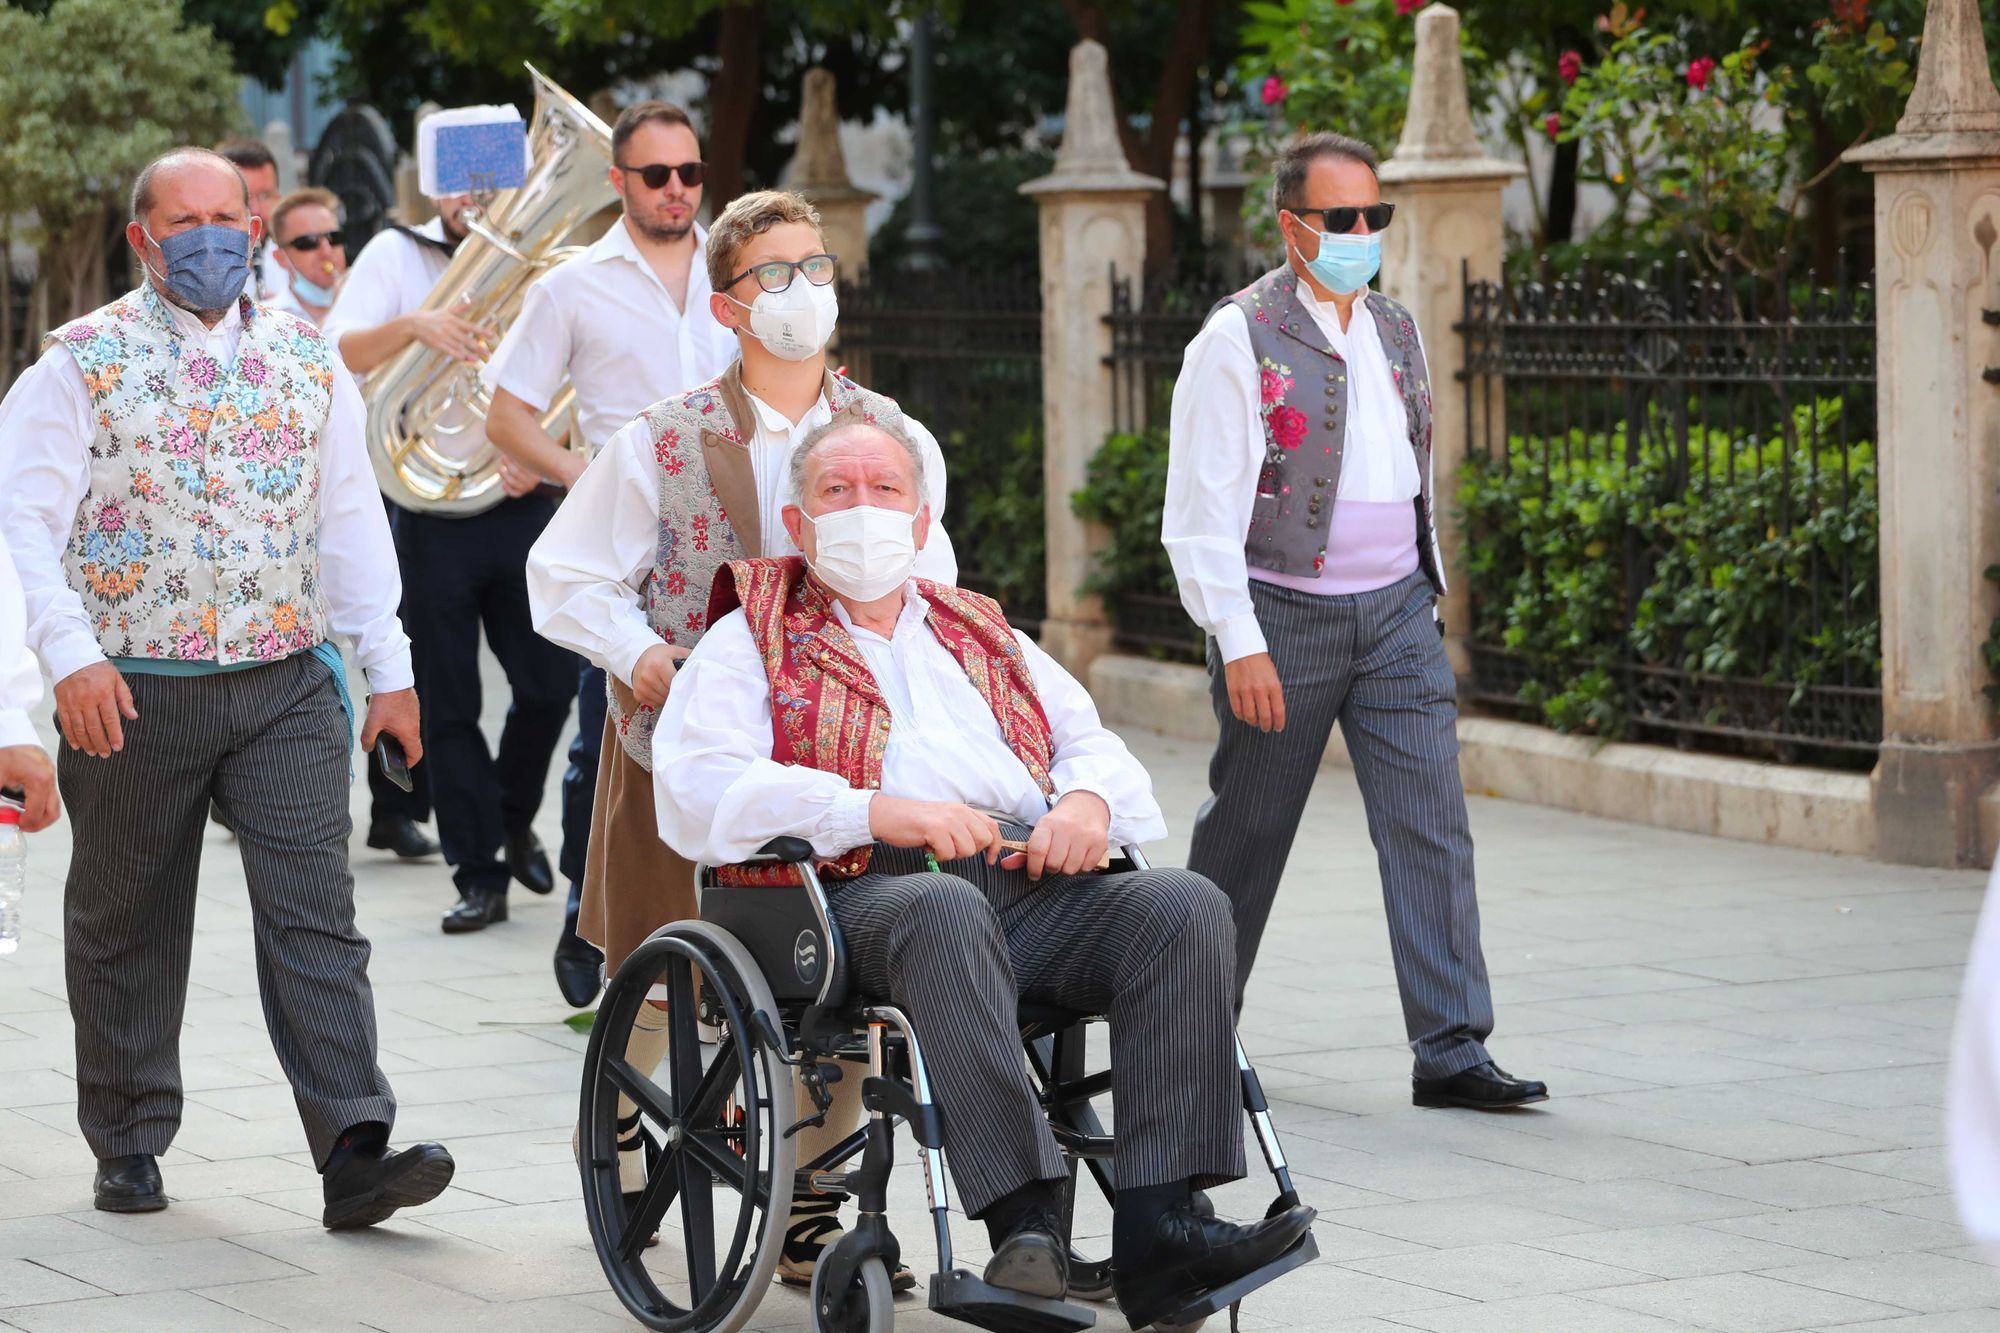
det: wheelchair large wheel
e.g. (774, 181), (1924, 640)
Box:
(809, 1253), (893, 1333)
(581, 921), (795, 1333)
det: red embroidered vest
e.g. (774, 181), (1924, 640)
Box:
(706, 557), (1056, 884)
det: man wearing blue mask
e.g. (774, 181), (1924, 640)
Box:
(0, 147), (455, 1222)
(1163, 131), (1547, 1111)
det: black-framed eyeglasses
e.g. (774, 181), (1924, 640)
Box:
(617, 160), (706, 190)
(725, 253), (838, 295)
(283, 229), (344, 252)
(1291, 203), (1396, 234)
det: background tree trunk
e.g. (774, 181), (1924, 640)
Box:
(705, 0), (765, 213)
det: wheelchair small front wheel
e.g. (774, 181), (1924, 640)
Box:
(1067, 1254), (1114, 1303)
(809, 1254), (894, 1333)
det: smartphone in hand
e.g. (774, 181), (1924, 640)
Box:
(374, 737), (414, 793)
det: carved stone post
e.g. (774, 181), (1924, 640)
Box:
(1846, 0), (2000, 866)
(791, 68), (877, 283)
(1021, 42), (1165, 675)
(1377, 3), (1524, 678)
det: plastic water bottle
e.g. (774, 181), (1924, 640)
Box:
(0, 798), (23, 955)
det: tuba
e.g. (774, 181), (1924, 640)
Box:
(360, 65), (616, 514)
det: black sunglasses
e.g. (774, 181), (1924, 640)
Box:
(725, 253), (838, 295)
(283, 229), (344, 252)
(1292, 203), (1396, 233)
(617, 160), (705, 190)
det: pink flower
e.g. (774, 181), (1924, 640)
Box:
(238, 353), (269, 386)
(1261, 76), (1287, 107)
(1686, 55), (1716, 90)
(1558, 49), (1582, 84)
(1267, 405), (1310, 451)
(96, 501), (126, 533)
(1259, 368), (1289, 404)
(1395, 0), (1423, 15)
(1545, 113), (1562, 141)
(185, 356), (219, 389)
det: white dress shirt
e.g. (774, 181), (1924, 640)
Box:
(653, 583), (1166, 866)
(0, 530), (43, 751)
(480, 219), (737, 454)
(1163, 283), (1428, 663)
(322, 218), (451, 350)
(527, 392), (959, 686)
(0, 295), (414, 691)
(1953, 864), (2000, 1254)
(255, 240), (289, 304)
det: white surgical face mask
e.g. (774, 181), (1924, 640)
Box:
(731, 275), (839, 361)
(806, 505), (917, 601)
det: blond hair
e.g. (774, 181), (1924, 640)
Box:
(271, 187), (342, 243)
(705, 189), (823, 294)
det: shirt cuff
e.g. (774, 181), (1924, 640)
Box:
(608, 624), (664, 687)
(1212, 612), (1268, 664)
(0, 711), (41, 751)
(43, 630), (108, 687)
(817, 787), (878, 859)
(362, 651), (415, 694)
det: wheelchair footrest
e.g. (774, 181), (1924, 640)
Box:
(928, 1269), (1096, 1333)
(1156, 1231), (1319, 1325)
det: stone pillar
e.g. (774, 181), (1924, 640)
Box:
(1021, 41), (1165, 675)
(1204, 134), (1250, 257)
(1845, 0), (2000, 867)
(394, 102), (441, 225)
(791, 68), (877, 282)
(1377, 4), (1525, 680)
(265, 119), (300, 194)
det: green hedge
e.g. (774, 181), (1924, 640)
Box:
(1457, 399), (1880, 738)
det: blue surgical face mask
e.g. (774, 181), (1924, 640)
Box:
(291, 270), (337, 307)
(142, 223), (252, 312)
(1294, 225), (1381, 296)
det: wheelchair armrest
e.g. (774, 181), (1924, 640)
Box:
(755, 836), (815, 863)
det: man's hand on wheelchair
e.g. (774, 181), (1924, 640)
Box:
(1026, 790), (1110, 880)
(630, 643), (692, 710)
(868, 795), (1005, 864)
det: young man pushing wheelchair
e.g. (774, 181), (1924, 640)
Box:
(650, 417), (1316, 1327)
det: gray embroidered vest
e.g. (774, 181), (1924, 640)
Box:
(608, 362), (907, 769)
(1216, 267), (1443, 590)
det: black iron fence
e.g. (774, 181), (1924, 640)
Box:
(834, 263), (1045, 630)
(1458, 254), (1880, 764)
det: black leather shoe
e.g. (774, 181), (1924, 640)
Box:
(504, 830), (554, 895)
(367, 817), (439, 860)
(984, 1207), (1069, 1300)
(93, 1153), (166, 1213)
(322, 1142), (455, 1230)
(441, 888), (507, 933)
(1413, 1061), (1549, 1109)
(1114, 1202), (1316, 1330)
(554, 936), (604, 1008)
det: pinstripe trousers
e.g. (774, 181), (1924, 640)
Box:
(830, 834), (1247, 1216)
(57, 653), (396, 1168)
(1186, 572), (1495, 1079)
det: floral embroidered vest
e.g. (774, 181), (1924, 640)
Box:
(1218, 267), (1443, 590)
(705, 556), (1056, 884)
(608, 363), (906, 769)
(46, 286), (335, 663)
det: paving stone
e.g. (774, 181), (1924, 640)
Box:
(1528, 1221), (1828, 1278)
(0, 1290), (281, 1332)
(1757, 1251), (2000, 1313)
(1660, 1161), (1936, 1210)
(0, 1216), (110, 1262)
(30, 1237), (302, 1296)
(1579, 1270), (1910, 1331)
(1384, 1291), (1695, 1332)
(1342, 1240), (1646, 1300)
(0, 1257), (108, 1307)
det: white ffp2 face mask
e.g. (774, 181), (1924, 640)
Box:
(806, 505), (918, 601)
(732, 276), (839, 361)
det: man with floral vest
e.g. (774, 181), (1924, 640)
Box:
(1164, 132), (1547, 1110)
(0, 148), (454, 1225)
(526, 189), (954, 1289)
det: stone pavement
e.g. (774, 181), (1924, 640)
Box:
(1, 688), (1996, 1332)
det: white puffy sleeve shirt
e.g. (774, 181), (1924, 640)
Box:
(651, 585), (1166, 866)
(526, 403), (959, 687)
(0, 530), (43, 750)
(0, 302), (414, 692)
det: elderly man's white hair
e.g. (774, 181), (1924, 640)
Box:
(788, 417), (928, 503)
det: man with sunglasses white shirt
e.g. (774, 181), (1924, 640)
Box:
(526, 187), (955, 1294)
(265, 188), (349, 327)
(1164, 131), (1546, 1111)
(482, 100), (736, 1007)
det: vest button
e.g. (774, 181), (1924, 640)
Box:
(1324, 420), (1336, 429)
(1306, 517), (1319, 528)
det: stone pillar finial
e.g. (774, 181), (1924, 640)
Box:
(1024, 40), (1162, 194)
(1899, 0), (2000, 137)
(792, 67), (856, 192)
(1395, 4), (1482, 162)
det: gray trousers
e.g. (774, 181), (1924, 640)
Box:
(1187, 572), (1495, 1079)
(57, 653), (395, 1168)
(829, 836), (1246, 1216)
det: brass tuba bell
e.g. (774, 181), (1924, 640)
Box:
(359, 65), (615, 514)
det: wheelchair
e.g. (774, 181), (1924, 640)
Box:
(578, 837), (1318, 1333)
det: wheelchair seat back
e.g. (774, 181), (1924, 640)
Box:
(700, 882), (847, 1004)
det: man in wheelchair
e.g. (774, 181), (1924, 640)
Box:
(650, 418), (1316, 1327)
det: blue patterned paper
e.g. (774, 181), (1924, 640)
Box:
(432, 122), (527, 194)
